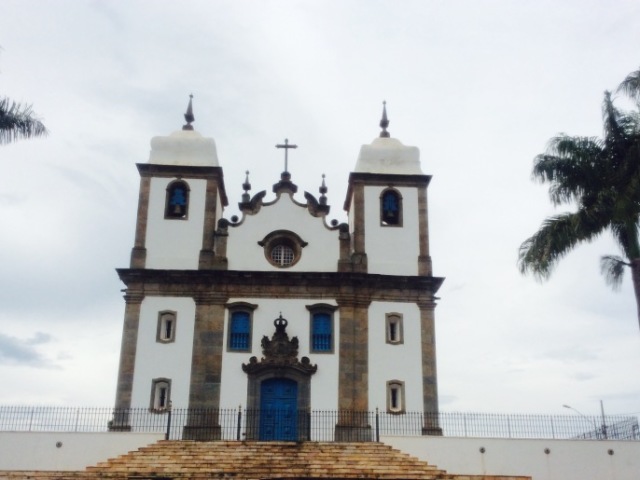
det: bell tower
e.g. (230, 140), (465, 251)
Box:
(114, 97), (228, 416)
(128, 96), (228, 270)
(342, 103), (441, 434)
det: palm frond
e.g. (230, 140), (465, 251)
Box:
(532, 136), (604, 206)
(617, 66), (640, 105)
(602, 91), (628, 153)
(0, 97), (48, 145)
(610, 221), (640, 260)
(600, 255), (630, 290)
(518, 211), (606, 278)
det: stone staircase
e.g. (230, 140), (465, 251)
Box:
(0, 440), (530, 480)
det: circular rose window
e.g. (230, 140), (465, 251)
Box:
(258, 230), (307, 268)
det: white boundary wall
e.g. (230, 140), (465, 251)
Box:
(0, 432), (162, 471)
(383, 435), (640, 480)
(1, 432), (639, 478)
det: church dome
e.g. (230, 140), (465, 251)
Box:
(148, 129), (219, 167)
(354, 136), (422, 175)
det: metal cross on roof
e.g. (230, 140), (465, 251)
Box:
(276, 138), (298, 173)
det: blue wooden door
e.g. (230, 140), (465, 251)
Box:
(260, 378), (298, 441)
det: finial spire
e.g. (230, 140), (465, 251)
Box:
(182, 94), (195, 131)
(319, 174), (328, 206)
(379, 100), (390, 138)
(242, 170), (251, 203)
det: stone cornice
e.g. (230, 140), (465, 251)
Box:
(116, 269), (445, 301)
(136, 163), (228, 206)
(344, 172), (432, 210)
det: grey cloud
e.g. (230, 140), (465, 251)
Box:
(0, 333), (53, 367)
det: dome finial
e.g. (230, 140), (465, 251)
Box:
(379, 100), (390, 138)
(182, 94), (195, 131)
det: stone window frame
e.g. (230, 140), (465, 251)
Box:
(306, 303), (338, 354)
(156, 310), (177, 344)
(226, 302), (258, 352)
(385, 313), (404, 345)
(258, 230), (308, 268)
(380, 187), (403, 227)
(164, 179), (190, 220)
(150, 378), (171, 412)
(386, 380), (406, 414)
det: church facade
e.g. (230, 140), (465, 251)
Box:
(113, 100), (444, 440)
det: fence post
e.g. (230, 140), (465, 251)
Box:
(236, 405), (242, 441)
(165, 401), (172, 440)
(375, 408), (380, 442)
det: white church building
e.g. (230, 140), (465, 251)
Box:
(112, 98), (444, 441)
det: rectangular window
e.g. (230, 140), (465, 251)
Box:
(311, 312), (332, 352)
(150, 378), (171, 412)
(386, 313), (404, 345)
(387, 380), (406, 414)
(307, 304), (337, 354)
(229, 311), (251, 351)
(156, 311), (177, 343)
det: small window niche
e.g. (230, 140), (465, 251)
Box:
(385, 313), (404, 345)
(386, 380), (406, 414)
(165, 179), (190, 219)
(150, 378), (171, 412)
(156, 311), (177, 343)
(380, 188), (402, 226)
(226, 302), (258, 352)
(307, 304), (338, 353)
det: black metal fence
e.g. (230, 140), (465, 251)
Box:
(0, 406), (638, 442)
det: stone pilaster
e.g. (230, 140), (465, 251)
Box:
(335, 296), (372, 441)
(418, 299), (442, 435)
(130, 176), (150, 268)
(111, 291), (144, 430)
(350, 182), (368, 273)
(198, 179), (219, 269)
(183, 293), (228, 440)
(417, 186), (432, 276)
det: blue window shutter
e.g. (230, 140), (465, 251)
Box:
(230, 312), (250, 350)
(312, 313), (332, 351)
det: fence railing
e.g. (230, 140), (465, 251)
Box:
(0, 406), (637, 442)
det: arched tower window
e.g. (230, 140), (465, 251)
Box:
(380, 188), (402, 226)
(165, 180), (190, 219)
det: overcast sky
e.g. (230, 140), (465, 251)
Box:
(1, 1), (639, 419)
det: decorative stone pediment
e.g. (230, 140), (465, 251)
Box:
(242, 315), (317, 376)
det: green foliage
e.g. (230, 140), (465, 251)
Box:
(0, 97), (48, 145)
(519, 71), (640, 289)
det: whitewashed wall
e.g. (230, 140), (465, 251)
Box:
(130, 296), (196, 408)
(364, 186), (419, 275)
(226, 194), (339, 272)
(368, 302), (423, 412)
(145, 177), (207, 269)
(384, 435), (640, 480)
(0, 432), (162, 471)
(2, 432), (637, 478)
(219, 297), (339, 411)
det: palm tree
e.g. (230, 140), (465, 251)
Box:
(0, 97), (47, 145)
(518, 76), (640, 328)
